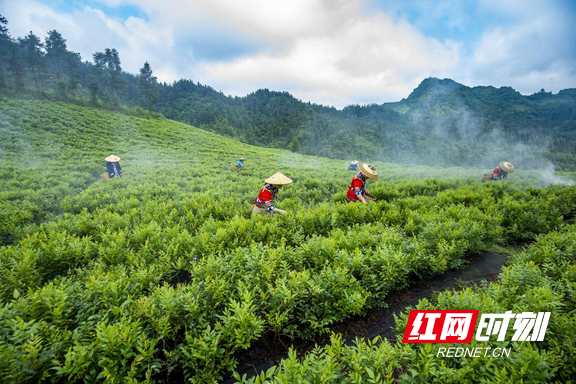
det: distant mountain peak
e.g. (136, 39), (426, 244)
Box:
(419, 77), (460, 86)
(407, 77), (463, 100)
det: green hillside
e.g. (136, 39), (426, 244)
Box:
(1, 96), (537, 243)
(2, 11), (576, 171)
(156, 80), (576, 170)
(1, 98), (576, 383)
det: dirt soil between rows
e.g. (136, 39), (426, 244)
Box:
(223, 251), (506, 383)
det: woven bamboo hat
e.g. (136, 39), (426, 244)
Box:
(105, 155), (121, 162)
(499, 161), (515, 173)
(350, 160), (359, 165)
(239, 157), (246, 161)
(359, 163), (379, 180)
(265, 172), (293, 185)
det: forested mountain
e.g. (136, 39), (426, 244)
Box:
(1, 14), (575, 170)
(156, 77), (576, 170)
(385, 77), (576, 151)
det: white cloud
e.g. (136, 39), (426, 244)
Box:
(467, 2), (576, 94)
(97, 0), (362, 43)
(202, 13), (462, 106)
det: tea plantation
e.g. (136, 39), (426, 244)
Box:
(1, 98), (575, 383)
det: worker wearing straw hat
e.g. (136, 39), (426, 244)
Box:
(491, 161), (515, 181)
(105, 155), (122, 178)
(253, 172), (292, 216)
(236, 157), (246, 169)
(346, 163), (379, 204)
(348, 160), (359, 171)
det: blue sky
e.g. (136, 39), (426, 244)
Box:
(1, 0), (575, 108)
(379, 1), (493, 56)
(17, 0), (150, 21)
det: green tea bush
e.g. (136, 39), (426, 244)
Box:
(233, 334), (407, 384)
(252, 225), (576, 383)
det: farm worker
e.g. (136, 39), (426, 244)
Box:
(491, 161), (515, 181)
(253, 172), (293, 216)
(236, 157), (246, 168)
(105, 155), (122, 178)
(346, 163), (379, 204)
(348, 160), (359, 171)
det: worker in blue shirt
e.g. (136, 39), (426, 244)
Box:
(105, 155), (122, 178)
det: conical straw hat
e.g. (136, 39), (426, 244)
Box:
(265, 172), (293, 185)
(499, 161), (515, 173)
(105, 155), (121, 162)
(359, 163), (379, 180)
(350, 160), (359, 165)
(239, 157), (246, 161)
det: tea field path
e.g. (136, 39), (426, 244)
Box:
(225, 250), (507, 383)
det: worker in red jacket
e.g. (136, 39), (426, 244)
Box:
(491, 161), (515, 180)
(253, 172), (293, 216)
(346, 163), (379, 204)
